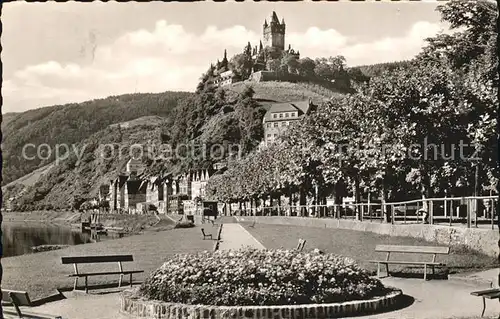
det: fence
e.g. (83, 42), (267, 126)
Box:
(228, 196), (499, 229)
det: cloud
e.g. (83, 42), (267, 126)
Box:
(4, 20), (445, 113)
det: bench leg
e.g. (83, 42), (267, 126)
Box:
(119, 274), (123, 287)
(85, 276), (88, 293)
(432, 265), (435, 278)
(377, 263), (380, 278)
(9, 293), (23, 318)
(13, 302), (22, 318)
(73, 277), (79, 290)
(385, 263), (390, 277)
(481, 296), (486, 317)
(424, 264), (427, 281)
(130, 273), (133, 287)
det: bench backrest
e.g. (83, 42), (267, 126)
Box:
(375, 245), (450, 255)
(61, 255), (134, 264)
(201, 228), (207, 235)
(2, 290), (32, 307)
(296, 238), (306, 251)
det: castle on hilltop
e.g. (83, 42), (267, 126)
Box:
(263, 11), (286, 50)
(213, 11), (300, 87)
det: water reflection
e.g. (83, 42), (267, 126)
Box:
(1, 222), (123, 257)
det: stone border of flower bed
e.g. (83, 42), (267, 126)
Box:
(120, 287), (403, 319)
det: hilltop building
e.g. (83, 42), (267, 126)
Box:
(263, 11), (286, 50)
(262, 99), (314, 146)
(214, 11), (300, 87)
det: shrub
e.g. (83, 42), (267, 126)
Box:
(139, 248), (390, 306)
(174, 220), (195, 229)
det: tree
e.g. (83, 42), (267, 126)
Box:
(297, 58), (316, 77)
(281, 53), (299, 74)
(314, 56), (347, 81)
(229, 53), (253, 81)
(266, 59), (281, 72)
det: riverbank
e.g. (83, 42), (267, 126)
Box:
(2, 210), (80, 223)
(2, 210), (163, 235)
(1, 224), (217, 301)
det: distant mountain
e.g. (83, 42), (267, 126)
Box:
(1, 112), (21, 127)
(1, 91), (192, 185)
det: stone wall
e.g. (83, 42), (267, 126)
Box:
(120, 288), (402, 319)
(235, 216), (500, 257)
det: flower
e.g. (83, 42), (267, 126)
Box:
(138, 248), (389, 306)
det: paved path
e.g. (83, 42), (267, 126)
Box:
(9, 291), (130, 319)
(16, 275), (499, 319)
(218, 223), (266, 251)
(358, 277), (500, 319)
(450, 268), (500, 286)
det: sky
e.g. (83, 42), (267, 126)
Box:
(2, 1), (449, 113)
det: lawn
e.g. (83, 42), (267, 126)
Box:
(1, 224), (216, 301)
(242, 223), (498, 276)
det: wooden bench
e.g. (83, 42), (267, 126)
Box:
(201, 228), (213, 240)
(1, 289), (32, 318)
(61, 255), (144, 293)
(296, 238), (306, 252)
(369, 245), (449, 280)
(470, 288), (500, 317)
(1, 289), (58, 318)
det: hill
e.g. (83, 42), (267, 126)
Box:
(227, 81), (342, 105)
(1, 112), (20, 127)
(3, 164), (54, 189)
(1, 91), (192, 185)
(4, 81), (346, 210)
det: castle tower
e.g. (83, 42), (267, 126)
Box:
(263, 11), (285, 51)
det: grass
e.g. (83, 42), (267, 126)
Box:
(1, 224), (216, 301)
(227, 81), (341, 104)
(242, 223), (498, 276)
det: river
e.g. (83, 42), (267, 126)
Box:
(1, 222), (123, 257)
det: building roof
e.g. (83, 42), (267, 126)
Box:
(263, 100), (311, 122)
(116, 175), (129, 188)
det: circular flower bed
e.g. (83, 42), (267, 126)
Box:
(138, 248), (392, 306)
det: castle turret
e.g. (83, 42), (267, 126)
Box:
(263, 11), (285, 51)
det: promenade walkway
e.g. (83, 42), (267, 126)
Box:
(218, 223), (266, 251)
(7, 290), (130, 319)
(9, 219), (499, 319)
(360, 276), (500, 319)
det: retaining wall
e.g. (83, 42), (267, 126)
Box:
(235, 216), (499, 257)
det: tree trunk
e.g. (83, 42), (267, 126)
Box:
(381, 178), (389, 223)
(288, 188), (293, 216)
(262, 195), (267, 216)
(353, 175), (361, 221)
(420, 167), (432, 224)
(277, 193), (282, 216)
(299, 186), (307, 216)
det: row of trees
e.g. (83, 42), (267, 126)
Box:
(205, 0), (498, 213)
